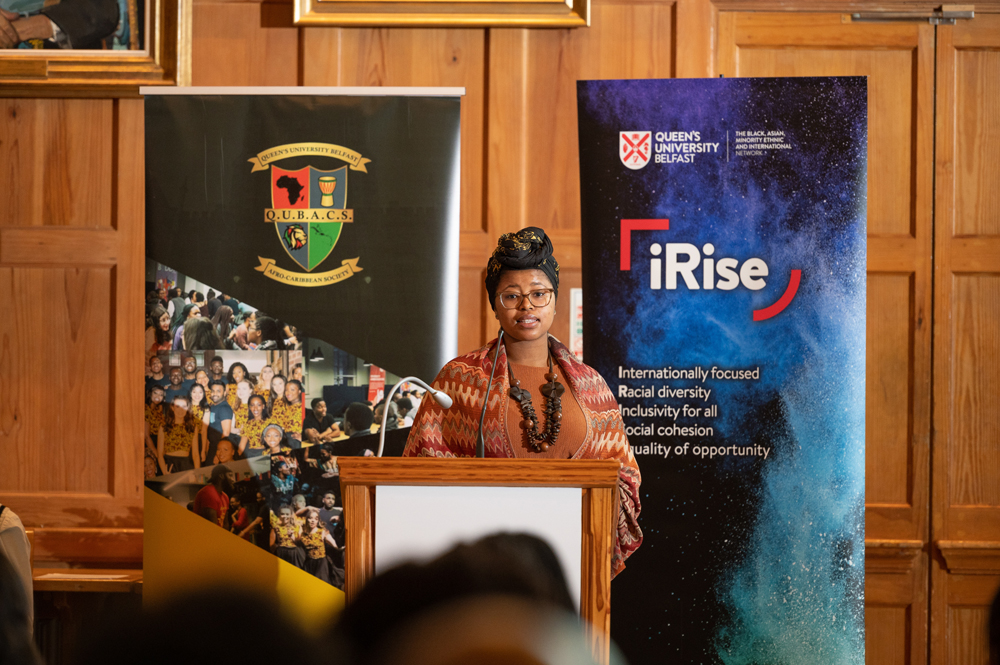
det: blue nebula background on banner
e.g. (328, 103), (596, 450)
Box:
(576, 78), (866, 665)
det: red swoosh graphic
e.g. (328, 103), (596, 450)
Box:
(753, 270), (801, 321)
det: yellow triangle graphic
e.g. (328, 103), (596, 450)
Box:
(144, 488), (344, 633)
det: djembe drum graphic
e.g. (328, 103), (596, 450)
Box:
(318, 176), (337, 207)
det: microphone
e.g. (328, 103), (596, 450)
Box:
(377, 377), (452, 457)
(476, 329), (504, 458)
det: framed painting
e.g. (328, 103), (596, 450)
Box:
(0, 0), (190, 94)
(294, 0), (589, 28)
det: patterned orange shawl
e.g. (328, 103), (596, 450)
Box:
(403, 336), (642, 576)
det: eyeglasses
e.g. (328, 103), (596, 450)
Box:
(497, 289), (554, 310)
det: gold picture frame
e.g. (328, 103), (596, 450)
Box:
(0, 0), (191, 96)
(294, 0), (589, 28)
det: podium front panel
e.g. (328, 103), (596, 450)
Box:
(376, 485), (583, 609)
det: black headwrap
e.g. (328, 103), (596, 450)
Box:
(485, 227), (560, 311)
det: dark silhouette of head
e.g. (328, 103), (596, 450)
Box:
(335, 532), (575, 664)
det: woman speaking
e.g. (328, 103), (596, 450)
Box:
(403, 227), (642, 576)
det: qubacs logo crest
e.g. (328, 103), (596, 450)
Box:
(248, 143), (371, 287)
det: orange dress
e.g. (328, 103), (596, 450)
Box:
(225, 383), (239, 409)
(232, 404), (249, 435)
(301, 526), (329, 560)
(190, 404), (208, 427)
(271, 400), (303, 437)
(145, 403), (165, 437)
(162, 423), (195, 454)
(242, 417), (270, 451)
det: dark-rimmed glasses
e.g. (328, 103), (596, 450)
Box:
(497, 289), (554, 309)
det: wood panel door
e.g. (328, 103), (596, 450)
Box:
(932, 13), (1000, 665)
(717, 11), (936, 665)
(0, 98), (145, 564)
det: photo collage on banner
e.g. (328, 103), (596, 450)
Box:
(143, 260), (419, 590)
(577, 78), (867, 665)
(143, 91), (461, 595)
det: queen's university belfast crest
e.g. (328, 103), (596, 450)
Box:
(248, 143), (371, 287)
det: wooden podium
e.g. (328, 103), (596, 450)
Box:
(337, 457), (619, 664)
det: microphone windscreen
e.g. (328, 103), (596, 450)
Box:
(432, 391), (453, 409)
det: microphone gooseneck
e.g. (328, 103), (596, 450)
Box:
(377, 376), (452, 457)
(476, 329), (504, 458)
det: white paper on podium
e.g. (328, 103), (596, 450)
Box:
(375, 486), (582, 609)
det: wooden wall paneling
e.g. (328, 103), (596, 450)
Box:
(934, 15), (1000, 542)
(866, 540), (928, 665)
(459, 268), (489, 356)
(300, 26), (489, 353)
(490, 1), (673, 234)
(948, 274), (1000, 509)
(866, 605), (911, 665)
(932, 565), (1000, 665)
(112, 98), (146, 520)
(0, 229), (117, 266)
(938, 542), (1000, 576)
(0, 267), (112, 493)
(932, 15), (1000, 665)
(0, 99), (113, 228)
(951, 47), (1000, 238)
(30, 527), (144, 563)
(674, 0), (716, 78)
(484, 26), (529, 303)
(0, 98), (144, 564)
(717, 12), (934, 546)
(933, 15), (1000, 541)
(191, 0), (300, 86)
(460, 237), (492, 353)
(487, 0), (674, 345)
(867, 273), (915, 506)
(945, 605), (991, 665)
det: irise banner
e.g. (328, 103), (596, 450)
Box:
(577, 78), (866, 665)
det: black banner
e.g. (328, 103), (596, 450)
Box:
(145, 92), (461, 380)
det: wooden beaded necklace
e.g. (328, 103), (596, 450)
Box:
(508, 353), (564, 452)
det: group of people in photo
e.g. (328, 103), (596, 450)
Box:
(172, 442), (353, 589)
(184, 469), (273, 553)
(145, 286), (300, 354)
(144, 351), (423, 478)
(144, 352), (309, 477)
(268, 492), (345, 588)
(262, 442), (356, 588)
(143, 265), (428, 591)
(144, 344), (422, 588)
